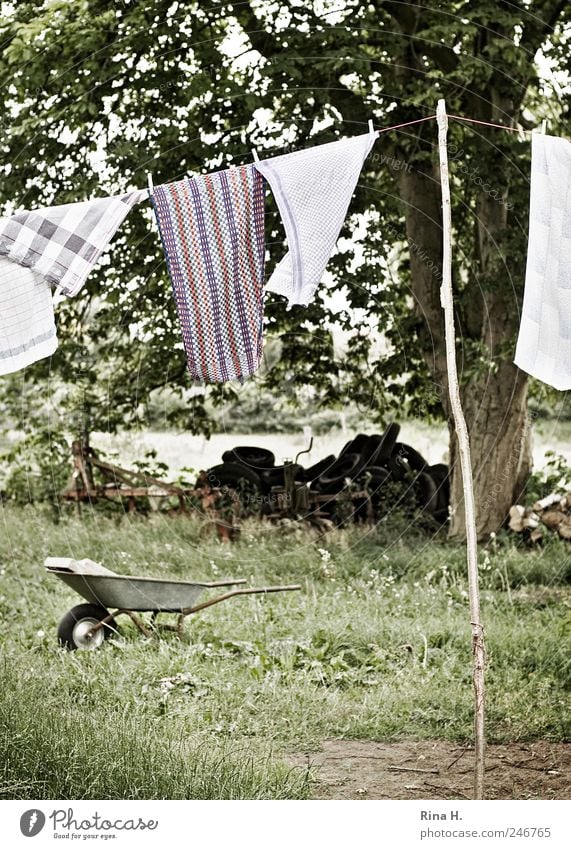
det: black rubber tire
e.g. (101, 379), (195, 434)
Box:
(372, 423), (401, 463)
(427, 463), (450, 519)
(312, 453), (364, 494)
(387, 455), (409, 481)
(432, 506), (449, 524)
(355, 435), (385, 466)
(337, 440), (354, 459)
(338, 434), (369, 459)
(392, 442), (429, 472)
(357, 465), (391, 489)
(57, 604), (117, 651)
(428, 463), (450, 486)
(301, 454), (337, 483)
(202, 462), (265, 492)
(414, 471), (439, 514)
(260, 463), (304, 488)
(221, 446), (275, 470)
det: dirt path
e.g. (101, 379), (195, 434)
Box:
(287, 740), (571, 800)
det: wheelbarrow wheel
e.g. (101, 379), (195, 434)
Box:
(57, 603), (117, 651)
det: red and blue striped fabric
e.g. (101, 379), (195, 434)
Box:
(151, 164), (265, 383)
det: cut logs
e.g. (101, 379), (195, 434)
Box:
(509, 491), (571, 543)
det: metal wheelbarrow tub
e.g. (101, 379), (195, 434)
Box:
(45, 557), (301, 651)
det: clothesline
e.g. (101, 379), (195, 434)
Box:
(251, 112), (550, 172)
(374, 113), (547, 136)
(375, 115), (436, 134)
(448, 114), (538, 135)
(1, 109), (568, 389)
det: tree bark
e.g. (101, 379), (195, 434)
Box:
(397, 146), (532, 540)
(377, 4), (555, 540)
(450, 363), (532, 539)
(450, 172), (533, 538)
(445, 91), (533, 539)
(397, 161), (450, 416)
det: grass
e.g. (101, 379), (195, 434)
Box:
(0, 503), (570, 799)
(84, 420), (571, 480)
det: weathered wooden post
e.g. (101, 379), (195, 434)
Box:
(436, 98), (486, 799)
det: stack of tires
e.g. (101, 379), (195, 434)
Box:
(307, 425), (449, 524)
(200, 446), (304, 517)
(199, 425), (449, 525)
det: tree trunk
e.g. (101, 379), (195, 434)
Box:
(397, 160), (450, 416)
(446, 93), (533, 539)
(450, 363), (532, 539)
(379, 0), (545, 540)
(398, 150), (532, 540)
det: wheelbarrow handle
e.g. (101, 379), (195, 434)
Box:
(180, 584), (301, 616)
(200, 578), (248, 588)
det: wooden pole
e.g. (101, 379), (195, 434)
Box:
(436, 98), (486, 799)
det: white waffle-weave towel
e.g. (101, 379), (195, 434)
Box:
(515, 134), (571, 389)
(0, 255), (57, 375)
(254, 130), (376, 306)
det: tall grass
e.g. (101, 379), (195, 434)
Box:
(0, 505), (569, 798)
(0, 660), (309, 799)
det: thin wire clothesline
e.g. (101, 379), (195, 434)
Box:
(147, 111), (549, 195)
(375, 115), (436, 134)
(448, 114), (536, 134)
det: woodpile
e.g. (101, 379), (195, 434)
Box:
(509, 491), (571, 543)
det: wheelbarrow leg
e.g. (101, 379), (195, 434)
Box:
(124, 610), (154, 638)
(88, 609), (154, 639)
(85, 609), (122, 637)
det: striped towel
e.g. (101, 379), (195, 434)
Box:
(0, 190), (147, 296)
(151, 165), (265, 383)
(0, 256), (57, 375)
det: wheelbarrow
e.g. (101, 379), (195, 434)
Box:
(45, 557), (301, 650)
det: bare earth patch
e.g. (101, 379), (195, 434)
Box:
(286, 740), (571, 800)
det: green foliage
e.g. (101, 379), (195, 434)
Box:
(207, 384), (377, 434)
(0, 429), (70, 510)
(130, 448), (169, 479)
(0, 659), (310, 799)
(529, 387), (571, 422)
(0, 0), (568, 441)
(525, 451), (571, 505)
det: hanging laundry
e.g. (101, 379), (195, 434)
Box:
(150, 164), (265, 383)
(514, 134), (571, 390)
(0, 189), (147, 297)
(254, 130), (376, 306)
(0, 256), (57, 375)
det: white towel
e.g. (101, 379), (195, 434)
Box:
(0, 256), (57, 375)
(514, 134), (571, 390)
(255, 130), (376, 306)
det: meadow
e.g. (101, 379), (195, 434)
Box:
(1, 502), (569, 799)
(90, 419), (571, 479)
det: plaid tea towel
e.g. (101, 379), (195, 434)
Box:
(515, 134), (571, 389)
(254, 130), (376, 306)
(0, 189), (147, 297)
(0, 256), (57, 375)
(151, 165), (265, 383)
